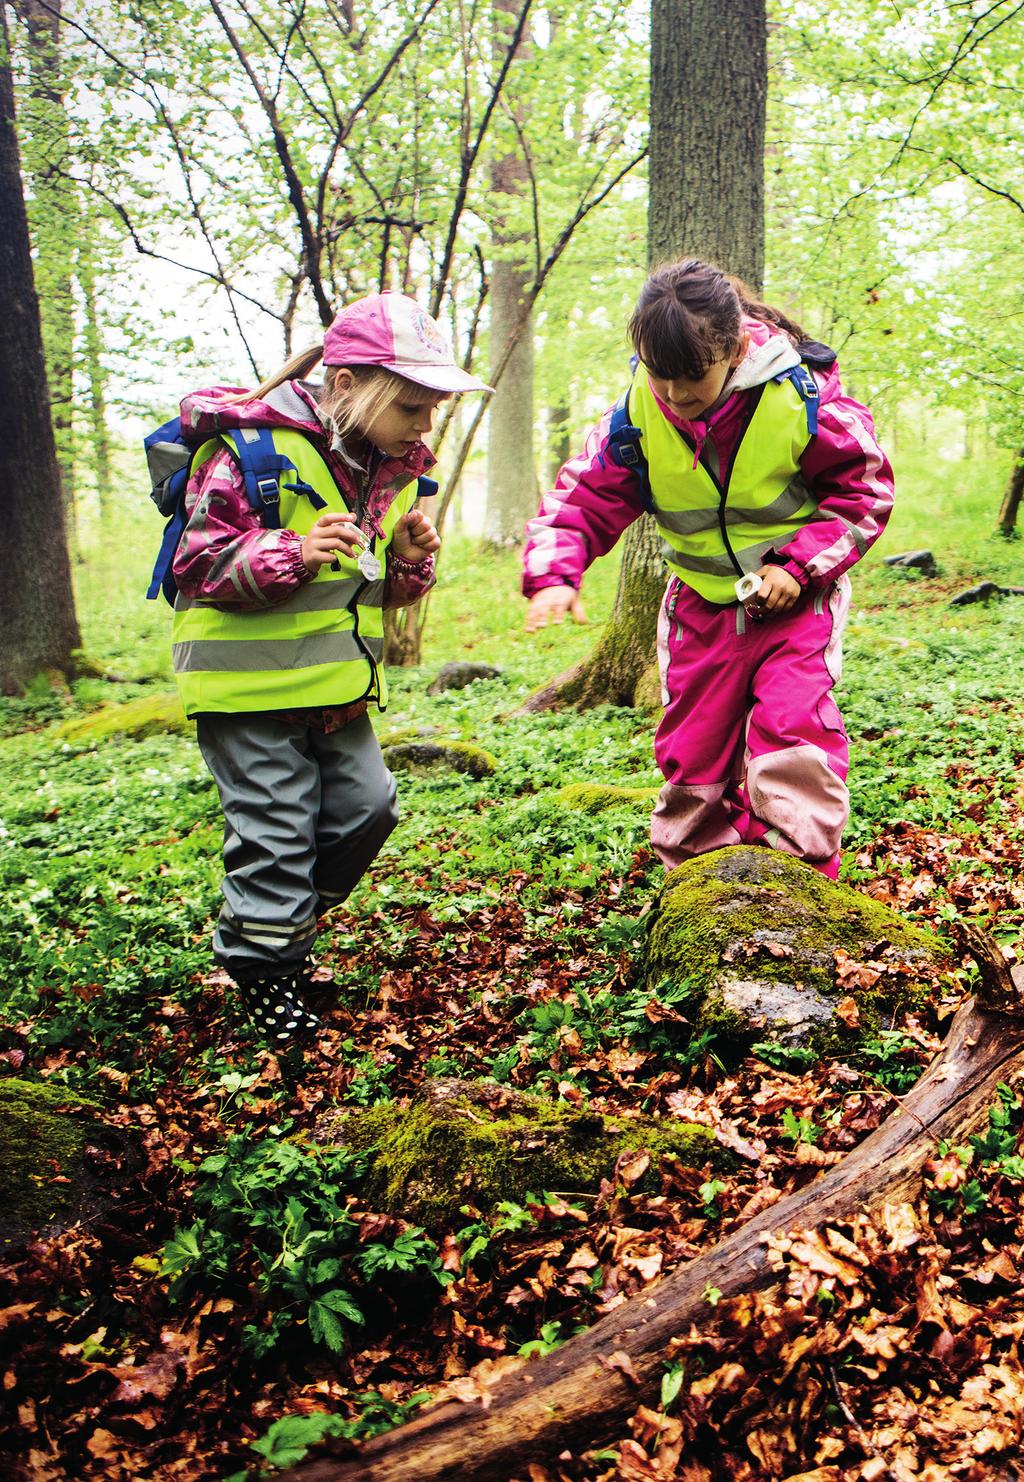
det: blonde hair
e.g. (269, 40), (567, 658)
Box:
(245, 345), (444, 441)
(319, 365), (444, 441)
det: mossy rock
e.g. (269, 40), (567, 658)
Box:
(0, 1079), (131, 1249)
(640, 846), (950, 1058)
(555, 782), (660, 815)
(427, 662), (503, 695)
(377, 724), (443, 749)
(318, 1078), (728, 1229)
(382, 740), (497, 779)
(56, 692), (191, 744)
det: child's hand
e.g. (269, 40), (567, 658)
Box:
(392, 509), (441, 564)
(525, 586), (587, 632)
(301, 513), (368, 574)
(747, 565), (802, 616)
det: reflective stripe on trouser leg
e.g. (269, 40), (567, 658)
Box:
(310, 714), (398, 915)
(197, 713), (325, 975)
(744, 576), (851, 876)
(650, 584), (752, 869)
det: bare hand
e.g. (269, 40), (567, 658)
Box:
(745, 564), (802, 617)
(301, 513), (369, 575)
(392, 509), (441, 563)
(525, 586), (587, 632)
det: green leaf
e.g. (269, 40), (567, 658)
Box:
(308, 1300), (346, 1353)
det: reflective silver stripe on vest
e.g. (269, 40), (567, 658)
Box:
(652, 475), (814, 537)
(725, 475), (815, 525)
(173, 630), (383, 673)
(659, 536), (777, 576)
(175, 576), (374, 615)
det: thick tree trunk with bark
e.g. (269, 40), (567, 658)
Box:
(15, 0), (77, 536)
(534, 0), (767, 710)
(0, 11), (81, 692)
(281, 937), (1024, 1482)
(647, 0), (766, 277)
(997, 453), (1023, 538)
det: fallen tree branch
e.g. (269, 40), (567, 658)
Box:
(284, 954), (1024, 1482)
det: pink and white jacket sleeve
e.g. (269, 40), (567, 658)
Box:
(771, 386), (895, 589)
(522, 408), (648, 597)
(383, 552), (435, 609)
(172, 448), (312, 607)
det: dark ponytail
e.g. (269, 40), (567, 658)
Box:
(627, 259), (807, 380)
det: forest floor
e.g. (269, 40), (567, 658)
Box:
(2, 445), (1024, 1480)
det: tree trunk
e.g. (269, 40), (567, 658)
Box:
(483, 257), (535, 546)
(0, 8), (81, 692)
(647, 0), (766, 277)
(281, 942), (1024, 1482)
(76, 228), (113, 518)
(997, 453), (1023, 538)
(535, 0), (768, 710)
(14, 0), (77, 539)
(482, 0), (536, 548)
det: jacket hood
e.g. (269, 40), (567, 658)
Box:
(726, 316), (801, 392)
(179, 379), (436, 478)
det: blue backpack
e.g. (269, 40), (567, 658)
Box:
(144, 415), (437, 606)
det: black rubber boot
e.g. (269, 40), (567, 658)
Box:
(235, 970), (321, 1043)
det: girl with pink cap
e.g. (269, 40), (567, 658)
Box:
(523, 259), (894, 880)
(170, 293), (489, 1045)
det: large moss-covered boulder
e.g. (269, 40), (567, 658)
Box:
(640, 847), (950, 1057)
(317, 1078), (727, 1229)
(382, 740), (497, 779)
(0, 1079), (126, 1249)
(56, 692), (190, 744)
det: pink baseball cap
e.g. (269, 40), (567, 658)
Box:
(322, 292), (492, 394)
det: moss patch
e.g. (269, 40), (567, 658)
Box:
(319, 1078), (727, 1229)
(555, 782), (659, 814)
(56, 693), (190, 744)
(640, 846), (950, 1057)
(633, 661), (664, 716)
(382, 740), (498, 779)
(0, 1079), (116, 1248)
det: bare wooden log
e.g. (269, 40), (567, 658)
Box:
(284, 972), (1024, 1482)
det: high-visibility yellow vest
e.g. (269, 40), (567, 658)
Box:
(171, 428), (416, 715)
(628, 369), (820, 604)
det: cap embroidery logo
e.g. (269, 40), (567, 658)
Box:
(411, 309), (448, 358)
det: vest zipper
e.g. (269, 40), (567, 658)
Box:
(671, 385), (767, 581)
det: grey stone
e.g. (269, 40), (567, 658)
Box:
(427, 662), (503, 695)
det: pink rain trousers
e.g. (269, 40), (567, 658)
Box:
(651, 574), (852, 880)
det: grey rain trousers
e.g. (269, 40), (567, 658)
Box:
(196, 712), (398, 980)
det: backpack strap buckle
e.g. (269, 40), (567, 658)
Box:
(255, 475), (281, 508)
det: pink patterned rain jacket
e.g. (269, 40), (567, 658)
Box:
(522, 318), (894, 597)
(172, 379), (436, 612)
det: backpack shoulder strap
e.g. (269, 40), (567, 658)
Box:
(771, 340), (837, 438)
(773, 361), (821, 437)
(605, 388), (653, 512)
(416, 475), (439, 500)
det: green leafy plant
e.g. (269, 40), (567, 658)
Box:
(160, 1134), (447, 1356)
(780, 1107), (820, 1146)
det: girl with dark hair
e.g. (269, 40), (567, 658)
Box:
(522, 258), (894, 879)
